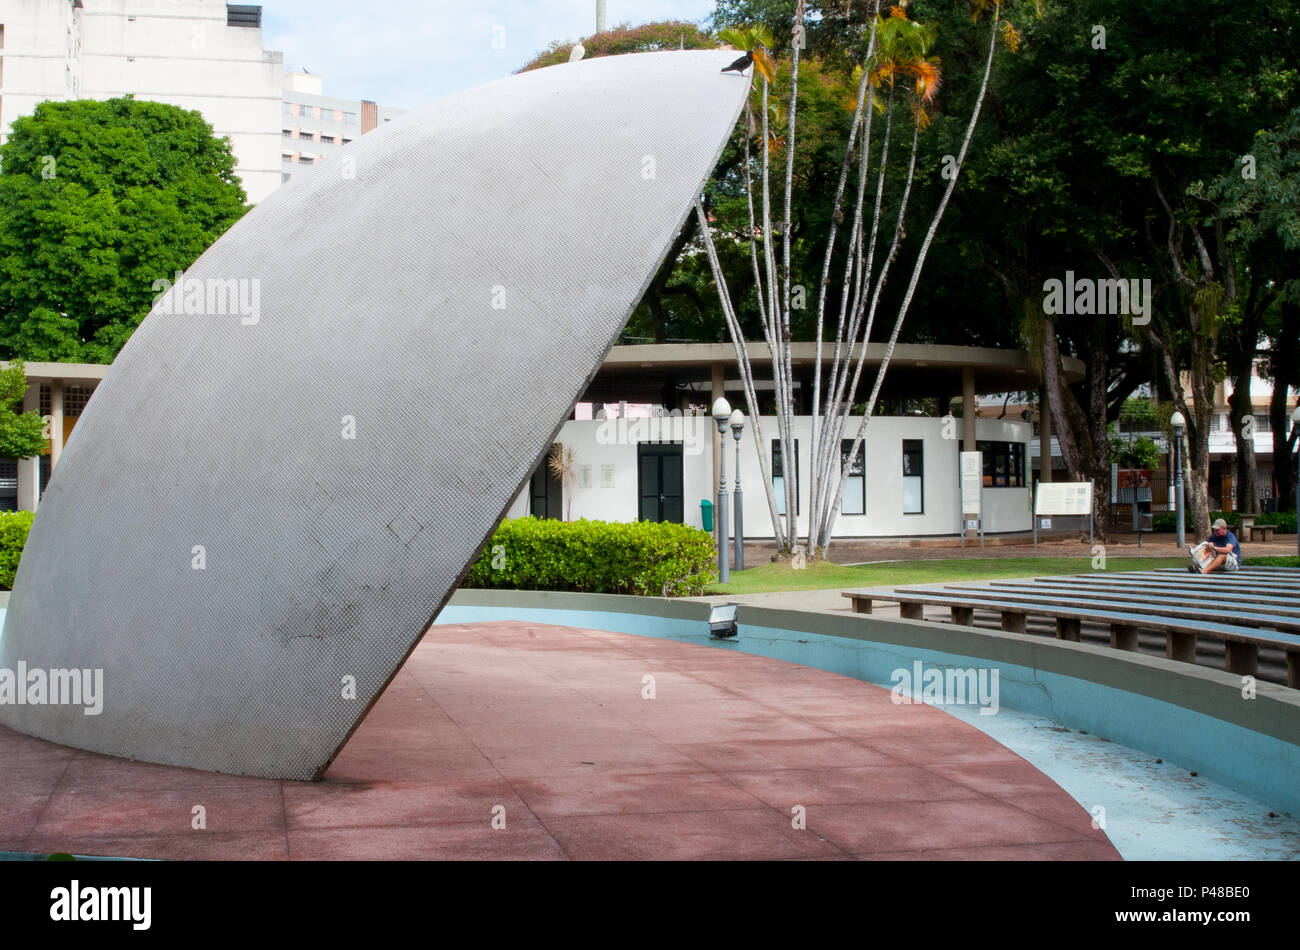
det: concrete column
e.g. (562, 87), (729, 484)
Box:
(1038, 387), (1052, 483)
(50, 380), (65, 469)
(16, 382), (40, 511)
(962, 367), (977, 450)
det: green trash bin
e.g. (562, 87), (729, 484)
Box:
(700, 499), (714, 532)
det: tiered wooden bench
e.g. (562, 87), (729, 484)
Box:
(842, 568), (1300, 687)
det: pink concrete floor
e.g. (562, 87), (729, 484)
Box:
(0, 621), (1120, 860)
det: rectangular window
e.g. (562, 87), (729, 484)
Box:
(772, 439), (800, 516)
(341, 137), (354, 145)
(227, 4), (263, 29)
(298, 130), (313, 140)
(839, 440), (865, 515)
(902, 439), (924, 514)
(320, 135), (335, 144)
(282, 129), (293, 137)
(342, 111), (358, 124)
(1253, 414), (1271, 434)
(298, 155), (314, 165)
(283, 101), (294, 115)
(959, 440), (1027, 488)
(299, 104), (314, 118)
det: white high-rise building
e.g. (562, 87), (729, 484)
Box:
(0, 0), (284, 202)
(280, 70), (405, 184)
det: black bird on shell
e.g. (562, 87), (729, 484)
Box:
(721, 50), (754, 74)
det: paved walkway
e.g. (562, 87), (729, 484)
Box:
(738, 533), (1298, 564)
(0, 621), (1117, 860)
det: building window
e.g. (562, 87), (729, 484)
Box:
(283, 101), (294, 115)
(298, 130), (313, 141)
(1210, 415), (1222, 432)
(839, 440), (865, 515)
(282, 129), (294, 137)
(320, 135), (334, 144)
(227, 4), (263, 29)
(772, 439), (799, 516)
(341, 137), (353, 145)
(282, 172), (292, 182)
(902, 439), (924, 514)
(62, 386), (94, 417)
(961, 440), (1026, 487)
(298, 155), (314, 165)
(298, 104), (314, 118)
(1253, 414), (1271, 434)
(342, 111), (357, 124)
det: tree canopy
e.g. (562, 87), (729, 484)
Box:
(0, 361), (47, 459)
(0, 96), (249, 363)
(515, 20), (717, 73)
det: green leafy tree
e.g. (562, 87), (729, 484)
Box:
(1202, 107), (1300, 511)
(0, 361), (48, 459)
(0, 96), (250, 363)
(920, 0), (1298, 536)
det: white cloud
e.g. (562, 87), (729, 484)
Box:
(263, 0), (719, 110)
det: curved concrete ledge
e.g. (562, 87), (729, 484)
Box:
(440, 589), (1300, 818)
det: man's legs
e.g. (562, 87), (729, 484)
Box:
(1205, 552), (1227, 573)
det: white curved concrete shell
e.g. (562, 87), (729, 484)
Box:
(0, 51), (749, 780)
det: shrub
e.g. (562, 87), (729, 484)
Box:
(464, 517), (717, 596)
(0, 510), (34, 590)
(1149, 510), (1296, 535)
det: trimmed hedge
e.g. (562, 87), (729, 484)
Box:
(1149, 510), (1297, 535)
(0, 510), (34, 590)
(464, 517), (717, 597)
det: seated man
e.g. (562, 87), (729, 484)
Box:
(1188, 518), (1241, 573)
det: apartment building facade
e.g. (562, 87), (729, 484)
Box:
(1, 0), (284, 201)
(279, 69), (404, 184)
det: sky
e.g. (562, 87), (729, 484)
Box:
(263, 1), (720, 111)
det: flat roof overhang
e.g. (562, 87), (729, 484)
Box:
(0, 361), (110, 385)
(583, 342), (1084, 404)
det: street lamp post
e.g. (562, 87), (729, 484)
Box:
(1170, 410), (1186, 549)
(1292, 406), (1300, 558)
(713, 397), (731, 584)
(730, 409), (745, 572)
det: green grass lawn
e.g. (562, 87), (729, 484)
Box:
(707, 556), (1191, 595)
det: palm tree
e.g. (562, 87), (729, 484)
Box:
(547, 444), (577, 521)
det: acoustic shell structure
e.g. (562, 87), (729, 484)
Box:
(0, 51), (749, 780)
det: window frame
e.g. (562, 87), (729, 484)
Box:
(772, 438), (800, 516)
(901, 439), (924, 514)
(839, 439), (866, 515)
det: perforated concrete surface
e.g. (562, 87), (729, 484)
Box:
(0, 50), (750, 779)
